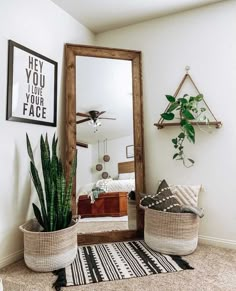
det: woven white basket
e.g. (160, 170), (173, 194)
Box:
(143, 208), (199, 255)
(19, 218), (79, 272)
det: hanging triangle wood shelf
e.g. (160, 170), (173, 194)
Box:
(154, 69), (222, 129)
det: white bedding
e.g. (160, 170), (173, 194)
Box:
(77, 178), (135, 199)
(96, 179), (135, 193)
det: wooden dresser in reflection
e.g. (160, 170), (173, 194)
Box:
(78, 192), (128, 218)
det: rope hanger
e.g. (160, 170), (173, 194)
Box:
(155, 66), (222, 129)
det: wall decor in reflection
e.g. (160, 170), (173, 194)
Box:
(103, 138), (110, 162)
(126, 145), (134, 159)
(95, 140), (103, 171)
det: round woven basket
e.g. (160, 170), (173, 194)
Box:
(144, 208), (199, 255)
(19, 218), (79, 272)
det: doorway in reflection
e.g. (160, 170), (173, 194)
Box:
(75, 56), (136, 234)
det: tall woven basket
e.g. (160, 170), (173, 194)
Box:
(144, 208), (199, 255)
(19, 218), (79, 272)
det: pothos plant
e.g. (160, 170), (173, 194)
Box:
(161, 93), (208, 167)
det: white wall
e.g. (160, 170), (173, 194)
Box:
(0, 0), (94, 268)
(91, 135), (134, 181)
(96, 1), (236, 247)
(77, 145), (93, 189)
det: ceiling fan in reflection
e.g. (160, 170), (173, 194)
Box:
(76, 110), (116, 132)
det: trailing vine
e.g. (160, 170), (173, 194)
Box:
(161, 93), (208, 167)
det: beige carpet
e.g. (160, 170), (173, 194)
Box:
(77, 221), (128, 233)
(0, 243), (236, 291)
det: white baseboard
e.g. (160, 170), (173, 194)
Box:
(199, 235), (236, 250)
(0, 250), (23, 269)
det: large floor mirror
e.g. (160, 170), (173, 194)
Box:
(65, 44), (145, 244)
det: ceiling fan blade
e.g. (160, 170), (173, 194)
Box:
(76, 112), (90, 117)
(99, 117), (116, 120)
(97, 111), (106, 117)
(76, 118), (91, 124)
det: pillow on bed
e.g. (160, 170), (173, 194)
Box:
(96, 178), (112, 192)
(118, 172), (135, 180)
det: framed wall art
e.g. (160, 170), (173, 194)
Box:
(126, 145), (134, 159)
(6, 40), (58, 126)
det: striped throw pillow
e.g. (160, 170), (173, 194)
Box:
(171, 184), (202, 207)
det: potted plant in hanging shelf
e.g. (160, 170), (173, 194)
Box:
(160, 93), (209, 167)
(19, 133), (78, 272)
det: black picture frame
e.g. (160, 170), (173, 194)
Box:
(126, 145), (134, 158)
(6, 40), (57, 126)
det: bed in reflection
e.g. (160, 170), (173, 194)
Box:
(77, 161), (134, 218)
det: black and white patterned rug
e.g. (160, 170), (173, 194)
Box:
(53, 240), (193, 290)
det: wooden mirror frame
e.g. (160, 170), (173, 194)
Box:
(65, 44), (145, 244)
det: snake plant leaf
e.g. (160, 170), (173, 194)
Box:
(165, 95), (175, 103)
(49, 181), (56, 231)
(63, 151), (77, 226)
(161, 112), (175, 120)
(52, 134), (57, 160)
(30, 162), (48, 230)
(40, 135), (51, 215)
(26, 134), (35, 165)
(32, 203), (44, 229)
(44, 134), (50, 161)
(60, 171), (66, 207)
(55, 171), (63, 229)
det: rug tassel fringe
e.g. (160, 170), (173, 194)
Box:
(171, 255), (194, 270)
(53, 268), (66, 291)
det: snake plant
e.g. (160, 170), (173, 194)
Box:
(26, 133), (77, 231)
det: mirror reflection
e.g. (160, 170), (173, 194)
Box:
(75, 56), (136, 234)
